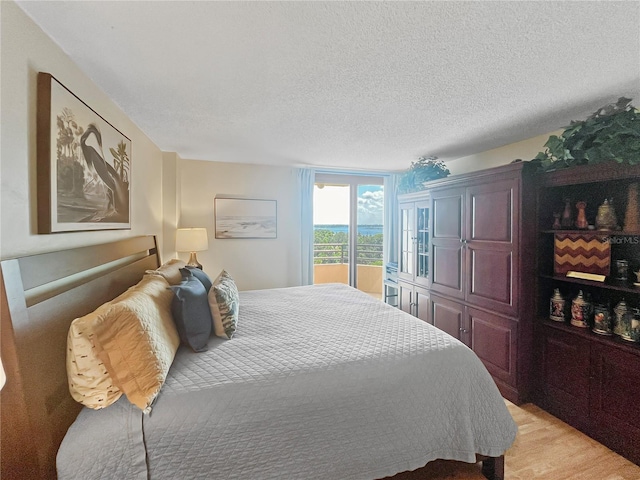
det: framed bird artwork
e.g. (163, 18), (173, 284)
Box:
(37, 72), (131, 233)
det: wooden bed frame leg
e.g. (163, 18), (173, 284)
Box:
(481, 455), (504, 480)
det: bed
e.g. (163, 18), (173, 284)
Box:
(0, 236), (516, 480)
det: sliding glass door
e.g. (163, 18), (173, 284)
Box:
(313, 174), (384, 298)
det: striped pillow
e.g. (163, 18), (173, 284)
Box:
(208, 270), (239, 339)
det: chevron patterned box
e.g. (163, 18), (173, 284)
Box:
(554, 233), (611, 276)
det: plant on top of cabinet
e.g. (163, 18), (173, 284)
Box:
(535, 97), (640, 171)
(398, 156), (450, 194)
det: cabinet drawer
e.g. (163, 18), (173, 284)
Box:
(430, 294), (467, 345)
(541, 326), (590, 432)
(469, 308), (517, 388)
(589, 343), (640, 465)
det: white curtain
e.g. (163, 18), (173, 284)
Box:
(383, 174), (400, 269)
(297, 168), (315, 285)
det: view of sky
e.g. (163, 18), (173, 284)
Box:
(314, 184), (384, 225)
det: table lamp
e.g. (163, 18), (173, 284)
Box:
(0, 357), (6, 390)
(176, 228), (208, 269)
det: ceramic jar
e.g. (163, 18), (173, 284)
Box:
(570, 290), (591, 328)
(613, 299), (633, 341)
(631, 309), (640, 343)
(549, 288), (565, 322)
(615, 260), (629, 281)
(595, 199), (618, 230)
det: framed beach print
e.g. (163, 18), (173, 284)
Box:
(37, 72), (131, 233)
(215, 197), (277, 239)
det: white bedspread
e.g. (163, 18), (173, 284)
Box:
(58, 283), (517, 479)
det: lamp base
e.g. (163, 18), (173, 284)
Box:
(187, 252), (203, 270)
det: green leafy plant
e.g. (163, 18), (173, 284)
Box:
(398, 156), (450, 193)
(535, 97), (640, 170)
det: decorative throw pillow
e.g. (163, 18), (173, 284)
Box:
(169, 269), (213, 352)
(208, 270), (239, 339)
(67, 301), (123, 409)
(66, 282), (143, 409)
(146, 258), (187, 285)
(185, 266), (213, 293)
(91, 274), (180, 413)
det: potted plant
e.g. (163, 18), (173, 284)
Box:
(398, 156), (450, 193)
(535, 97), (640, 171)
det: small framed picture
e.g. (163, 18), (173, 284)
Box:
(215, 197), (277, 239)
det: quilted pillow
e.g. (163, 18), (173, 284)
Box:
(66, 282), (143, 409)
(146, 258), (187, 285)
(169, 269), (213, 352)
(185, 265), (213, 293)
(67, 302), (123, 409)
(91, 274), (180, 413)
(208, 270), (239, 339)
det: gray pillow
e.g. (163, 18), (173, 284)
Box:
(184, 266), (213, 293)
(169, 270), (212, 352)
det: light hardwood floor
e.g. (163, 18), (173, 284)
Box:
(393, 401), (640, 479)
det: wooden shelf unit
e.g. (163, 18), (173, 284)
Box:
(534, 162), (640, 466)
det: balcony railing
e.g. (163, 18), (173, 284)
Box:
(313, 243), (383, 297)
(313, 243), (383, 265)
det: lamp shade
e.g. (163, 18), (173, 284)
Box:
(176, 228), (209, 252)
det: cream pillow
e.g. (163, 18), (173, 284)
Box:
(67, 301), (123, 409)
(66, 283), (144, 409)
(91, 275), (180, 412)
(146, 258), (187, 285)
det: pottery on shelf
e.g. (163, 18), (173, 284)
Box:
(575, 201), (588, 229)
(595, 198), (619, 230)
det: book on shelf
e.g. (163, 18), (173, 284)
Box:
(566, 271), (606, 282)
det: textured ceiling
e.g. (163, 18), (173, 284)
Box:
(16, 1), (640, 171)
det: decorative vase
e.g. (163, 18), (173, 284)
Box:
(595, 198), (618, 230)
(570, 290), (591, 328)
(561, 198), (573, 228)
(549, 288), (565, 322)
(552, 212), (562, 230)
(623, 182), (640, 232)
(575, 201), (588, 229)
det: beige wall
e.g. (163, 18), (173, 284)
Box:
(176, 159), (301, 291)
(161, 152), (182, 262)
(446, 131), (562, 175)
(0, 2), (164, 259)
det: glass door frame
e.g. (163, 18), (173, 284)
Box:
(314, 173), (384, 288)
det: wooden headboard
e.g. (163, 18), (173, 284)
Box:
(0, 236), (161, 479)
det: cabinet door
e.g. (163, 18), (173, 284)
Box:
(469, 307), (517, 393)
(589, 343), (640, 465)
(540, 326), (590, 432)
(414, 286), (431, 324)
(465, 179), (519, 316)
(430, 293), (467, 344)
(430, 188), (464, 299)
(397, 281), (413, 315)
(414, 201), (430, 287)
(398, 202), (415, 283)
